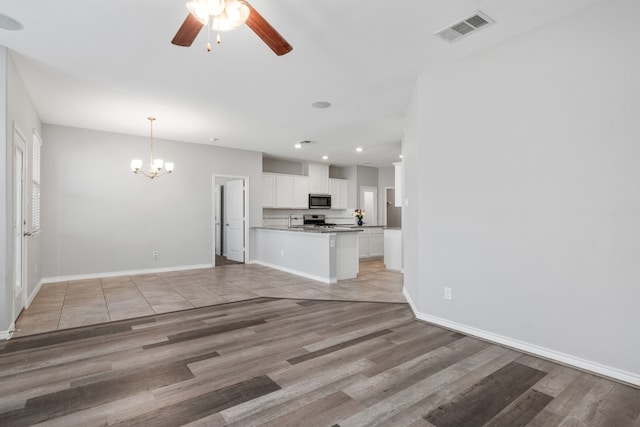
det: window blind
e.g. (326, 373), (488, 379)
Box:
(32, 132), (42, 232)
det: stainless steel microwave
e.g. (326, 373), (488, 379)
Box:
(309, 194), (331, 209)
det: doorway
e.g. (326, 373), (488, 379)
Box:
(13, 125), (28, 322)
(386, 188), (402, 228)
(360, 186), (378, 225)
(212, 175), (249, 267)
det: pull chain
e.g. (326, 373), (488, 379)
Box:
(207, 15), (212, 52)
(216, 17), (221, 45)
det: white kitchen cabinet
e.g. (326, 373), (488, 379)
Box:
(262, 173), (276, 208)
(329, 178), (348, 210)
(384, 228), (402, 271)
(275, 175), (293, 208)
(358, 233), (368, 258)
(292, 176), (309, 209)
(358, 227), (384, 259)
(368, 230), (384, 257)
(266, 173), (308, 209)
(308, 163), (329, 194)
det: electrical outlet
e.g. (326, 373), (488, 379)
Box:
(153, 251), (159, 260)
(444, 287), (452, 300)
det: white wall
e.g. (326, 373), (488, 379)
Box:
(41, 125), (262, 279)
(0, 47), (8, 333)
(404, 0), (640, 384)
(1, 49), (43, 335)
(7, 53), (42, 298)
(263, 157), (304, 175)
(343, 166), (357, 209)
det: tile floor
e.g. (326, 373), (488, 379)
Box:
(14, 259), (405, 337)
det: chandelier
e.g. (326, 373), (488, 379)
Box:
(130, 117), (174, 179)
(186, 0), (250, 50)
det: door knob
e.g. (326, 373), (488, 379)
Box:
(23, 232), (32, 237)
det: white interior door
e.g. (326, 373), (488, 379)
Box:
(214, 185), (222, 257)
(13, 127), (28, 320)
(360, 186), (378, 225)
(225, 179), (245, 262)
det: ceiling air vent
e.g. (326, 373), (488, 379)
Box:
(435, 11), (494, 43)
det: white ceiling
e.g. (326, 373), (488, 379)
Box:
(0, 0), (600, 167)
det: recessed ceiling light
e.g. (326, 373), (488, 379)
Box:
(311, 101), (331, 109)
(399, 154), (403, 159)
(356, 147), (363, 152)
(322, 155), (328, 160)
(294, 143), (302, 149)
(0, 13), (23, 31)
(210, 137), (219, 143)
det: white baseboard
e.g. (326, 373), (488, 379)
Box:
(0, 323), (15, 340)
(402, 288), (640, 387)
(26, 279), (44, 309)
(41, 264), (213, 284)
(253, 261), (336, 284)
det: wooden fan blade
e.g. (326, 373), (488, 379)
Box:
(245, 2), (293, 56)
(171, 13), (204, 47)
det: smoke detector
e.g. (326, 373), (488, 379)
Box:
(435, 11), (494, 43)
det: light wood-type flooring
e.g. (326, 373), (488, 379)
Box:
(3, 261), (639, 426)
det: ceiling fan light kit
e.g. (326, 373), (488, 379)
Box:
(186, 0), (250, 30)
(172, 0), (292, 56)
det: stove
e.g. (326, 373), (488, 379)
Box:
(303, 214), (336, 228)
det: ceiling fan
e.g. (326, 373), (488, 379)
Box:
(171, 0), (293, 56)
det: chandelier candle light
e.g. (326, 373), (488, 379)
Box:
(130, 117), (174, 179)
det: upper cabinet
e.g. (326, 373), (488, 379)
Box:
(329, 178), (348, 210)
(263, 164), (349, 210)
(292, 176), (309, 208)
(264, 173), (308, 209)
(308, 163), (329, 194)
(262, 173), (276, 208)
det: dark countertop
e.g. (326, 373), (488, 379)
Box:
(253, 226), (364, 234)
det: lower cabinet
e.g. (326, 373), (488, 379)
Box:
(358, 227), (384, 259)
(383, 228), (402, 271)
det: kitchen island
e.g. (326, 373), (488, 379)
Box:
(384, 227), (402, 271)
(252, 226), (363, 283)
